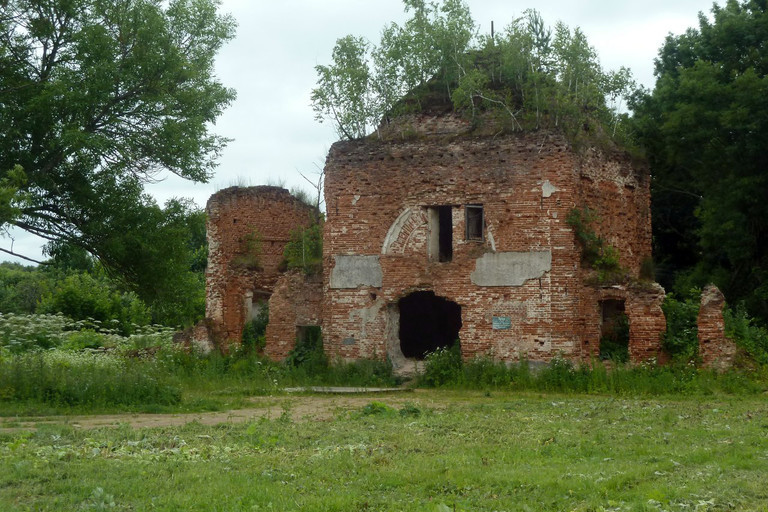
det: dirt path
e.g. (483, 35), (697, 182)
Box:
(0, 391), (442, 432)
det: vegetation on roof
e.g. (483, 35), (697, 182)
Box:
(311, 0), (635, 145)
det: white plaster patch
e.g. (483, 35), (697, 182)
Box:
(352, 194), (361, 205)
(486, 229), (496, 252)
(471, 251), (552, 287)
(542, 180), (560, 198)
(330, 255), (383, 289)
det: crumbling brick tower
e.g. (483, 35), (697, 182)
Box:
(321, 112), (666, 372)
(205, 186), (317, 351)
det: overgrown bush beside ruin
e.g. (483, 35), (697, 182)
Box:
(724, 307), (768, 366)
(661, 293), (700, 362)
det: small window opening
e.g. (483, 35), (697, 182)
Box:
(465, 205), (483, 241)
(428, 206), (453, 262)
(599, 300), (629, 362)
(294, 325), (323, 358)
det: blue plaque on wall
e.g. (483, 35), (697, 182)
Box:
(492, 316), (511, 330)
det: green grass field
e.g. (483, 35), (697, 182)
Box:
(2, 390), (767, 511)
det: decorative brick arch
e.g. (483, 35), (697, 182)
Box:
(381, 207), (428, 255)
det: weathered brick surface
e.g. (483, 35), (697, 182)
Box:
(321, 123), (665, 367)
(205, 186), (316, 350)
(264, 270), (323, 359)
(575, 284), (666, 362)
(202, 114), (667, 366)
(698, 284), (737, 370)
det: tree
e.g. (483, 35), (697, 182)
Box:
(82, 196), (208, 326)
(312, 1), (634, 145)
(311, 35), (375, 140)
(0, 0), (235, 267)
(311, 0), (476, 139)
(631, 0), (768, 323)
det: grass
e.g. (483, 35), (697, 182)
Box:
(2, 314), (768, 509)
(1, 391), (767, 510)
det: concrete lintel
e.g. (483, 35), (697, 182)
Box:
(330, 255), (383, 289)
(471, 251), (552, 286)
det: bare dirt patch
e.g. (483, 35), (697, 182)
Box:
(0, 390), (444, 431)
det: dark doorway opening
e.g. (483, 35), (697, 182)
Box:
(599, 299), (629, 362)
(398, 291), (462, 359)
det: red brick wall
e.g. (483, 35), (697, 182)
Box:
(576, 148), (653, 276)
(698, 284), (737, 370)
(322, 127), (663, 366)
(264, 270), (324, 360)
(576, 284), (666, 363)
(205, 186), (316, 350)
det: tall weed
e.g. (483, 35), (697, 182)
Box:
(661, 293), (700, 361)
(724, 306), (768, 365)
(417, 351), (766, 396)
(0, 351), (180, 406)
(418, 344), (463, 387)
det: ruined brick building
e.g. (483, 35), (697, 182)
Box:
(197, 112), (738, 372)
(199, 111), (672, 372)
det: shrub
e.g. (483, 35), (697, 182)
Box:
(241, 305), (268, 354)
(419, 343), (463, 387)
(320, 358), (398, 387)
(566, 207), (624, 282)
(37, 272), (150, 335)
(285, 326), (327, 372)
(60, 329), (105, 351)
(360, 401), (396, 416)
(661, 293), (700, 361)
(536, 356), (580, 392)
(462, 356), (511, 388)
(724, 306), (768, 366)
(399, 403), (422, 417)
(508, 357), (534, 388)
(0, 351), (180, 407)
(599, 313), (629, 363)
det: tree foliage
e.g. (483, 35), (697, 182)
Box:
(283, 222), (323, 275)
(631, 0), (768, 323)
(312, 0), (476, 139)
(0, 0), (234, 273)
(0, 197), (207, 329)
(311, 1), (634, 143)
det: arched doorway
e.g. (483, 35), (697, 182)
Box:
(398, 291), (462, 359)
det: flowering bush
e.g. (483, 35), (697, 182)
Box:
(0, 313), (175, 354)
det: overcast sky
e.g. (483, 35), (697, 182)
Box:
(5, 0), (719, 264)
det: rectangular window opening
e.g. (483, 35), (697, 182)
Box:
(296, 325), (322, 352)
(599, 300), (629, 363)
(465, 205), (484, 241)
(428, 206), (453, 262)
